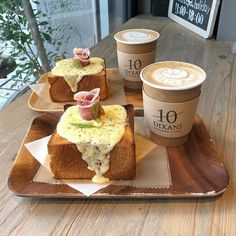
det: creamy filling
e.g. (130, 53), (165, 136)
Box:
(57, 105), (127, 183)
(52, 57), (104, 92)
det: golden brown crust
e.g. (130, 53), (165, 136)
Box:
(48, 68), (108, 102)
(48, 104), (135, 180)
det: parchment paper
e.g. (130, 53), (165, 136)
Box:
(25, 129), (172, 196)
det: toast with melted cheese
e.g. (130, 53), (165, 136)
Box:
(48, 104), (135, 180)
(48, 69), (107, 102)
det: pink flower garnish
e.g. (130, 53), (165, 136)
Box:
(77, 94), (96, 106)
(73, 48), (90, 66)
(74, 88), (104, 121)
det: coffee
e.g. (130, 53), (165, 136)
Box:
(140, 61), (206, 147)
(114, 29), (160, 90)
(115, 29), (158, 44)
(141, 61), (205, 89)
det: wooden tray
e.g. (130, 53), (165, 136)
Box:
(8, 110), (229, 198)
(28, 68), (143, 112)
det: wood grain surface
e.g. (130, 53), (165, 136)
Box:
(8, 111), (228, 198)
(1, 15), (236, 235)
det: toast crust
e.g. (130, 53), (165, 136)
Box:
(48, 68), (108, 102)
(48, 104), (135, 180)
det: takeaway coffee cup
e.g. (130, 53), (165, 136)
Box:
(140, 61), (206, 147)
(114, 29), (160, 90)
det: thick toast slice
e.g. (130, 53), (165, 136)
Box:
(48, 68), (107, 102)
(48, 104), (135, 180)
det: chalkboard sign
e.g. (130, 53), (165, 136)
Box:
(168, 0), (221, 38)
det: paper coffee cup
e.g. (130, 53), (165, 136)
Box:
(140, 61), (206, 147)
(114, 29), (160, 90)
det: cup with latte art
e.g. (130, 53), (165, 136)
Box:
(140, 61), (206, 147)
(114, 29), (160, 91)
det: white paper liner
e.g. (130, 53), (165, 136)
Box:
(25, 131), (172, 196)
(114, 146), (171, 188)
(29, 83), (47, 98)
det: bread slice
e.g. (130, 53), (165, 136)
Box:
(48, 68), (108, 102)
(48, 104), (135, 180)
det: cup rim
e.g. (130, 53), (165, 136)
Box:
(140, 61), (206, 91)
(142, 86), (201, 103)
(114, 29), (160, 45)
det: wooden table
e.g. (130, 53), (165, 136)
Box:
(1, 15), (235, 235)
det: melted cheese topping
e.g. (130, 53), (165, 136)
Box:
(52, 57), (104, 92)
(57, 105), (127, 183)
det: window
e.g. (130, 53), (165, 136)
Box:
(0, 0), (138, 109)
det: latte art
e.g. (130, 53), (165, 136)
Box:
(153, 67), (198, 86)
(122, 31), (153, 42)
(114, 29), (159, 44)
(140, 61), (206, 90)
(161, 68), (188, 79)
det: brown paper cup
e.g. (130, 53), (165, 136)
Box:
(140, 61), (206, 147)
(114, 29), (160, 90)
